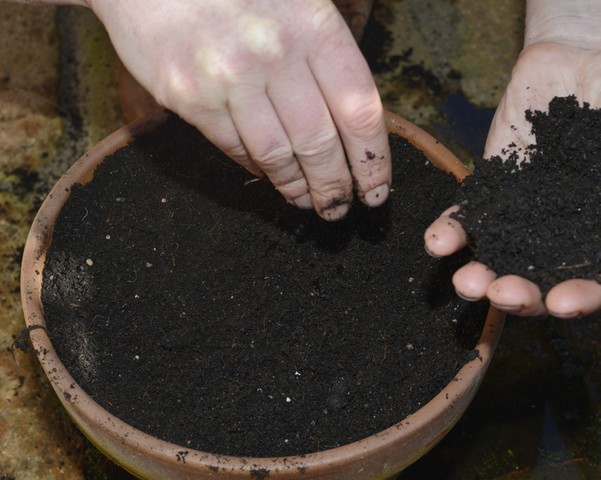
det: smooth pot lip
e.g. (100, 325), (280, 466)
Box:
(20, 110), (505, 478)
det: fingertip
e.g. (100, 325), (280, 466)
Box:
(292, 192), (313, 209)
(487, 275), (545, 317)
(363, 183), (389, 207)
(452, 261), (496, 301)
(344, 122), (392, 209)
(424, 215), (468, 257)
(424, 243), (442, 259)
(319, 201), (350, 221)
(546, 279), (601, 319)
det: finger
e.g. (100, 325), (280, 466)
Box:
(227, 85), (313, 207)
(546, 279), (601, 319)
(268, 62), (354, 220)
(424, 205), (468, 258)
(487, 275), (546, 317)
(452, 261), (497, 301)
(148, 59), (264, 179)
(309, 27), (391, 208)
(182, 106), (263, 178)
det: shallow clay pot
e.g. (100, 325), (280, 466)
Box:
(21, 111), (504, 480)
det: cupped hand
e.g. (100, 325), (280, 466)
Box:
(87, 0), (391, 221)
(425, 42), (601, 318)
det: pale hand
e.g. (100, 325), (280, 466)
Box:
(87, 0), (391, 221)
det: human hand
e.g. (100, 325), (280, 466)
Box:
(425, 40), (601, 318)
(85, 0), (391, 221)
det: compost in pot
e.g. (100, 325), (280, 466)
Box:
(41, 115), (487, 457)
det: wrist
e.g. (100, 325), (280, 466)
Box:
(526, 0), (601, 49)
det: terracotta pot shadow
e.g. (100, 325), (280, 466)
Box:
(21, 111), (505, 480)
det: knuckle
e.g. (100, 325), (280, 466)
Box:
(344, 102), (383, 138)
(274, 175), (309, 199)
(154, 68), (192, 110)
(156, 67), (224, 116)
(253, 144), (294, 170)
(293, 130), (339, 161)
(308, 2), (342, 33)
(223, 143), (249, 163)
(310, 177), (353, 205)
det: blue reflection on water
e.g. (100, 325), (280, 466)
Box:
(433, 92), (496, 160)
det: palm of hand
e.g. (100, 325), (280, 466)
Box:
(486, 42), (601, 159)
(426, 42), (601, 318)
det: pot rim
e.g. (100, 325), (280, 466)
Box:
(20, 110), (504, 479)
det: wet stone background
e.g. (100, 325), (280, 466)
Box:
(1, 1), (600, 479)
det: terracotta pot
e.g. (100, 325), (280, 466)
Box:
(21, 111), (505, 480)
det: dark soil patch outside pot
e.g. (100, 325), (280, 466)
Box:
(41, 114), (488, 458)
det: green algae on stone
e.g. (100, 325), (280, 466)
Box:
(0, 6), (92, 479)
(69, 8), (125, 145)
(454, 0), (524, 108)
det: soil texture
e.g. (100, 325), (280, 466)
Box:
(453, 96), (601, 294)
(42, 115), (487, 457)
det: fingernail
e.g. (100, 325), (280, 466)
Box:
(549, 310), (580, 319)
(322, 202), (350, 221)
(424, 244), (442, 259)
(292, 193), (313, 209)
(364, 184), (389, 207)
(490, 301), (523, 313)
(456, 291), (481, 302)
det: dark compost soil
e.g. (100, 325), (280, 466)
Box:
(41, 115), (487, 458)
(453, 96), (601, 294)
